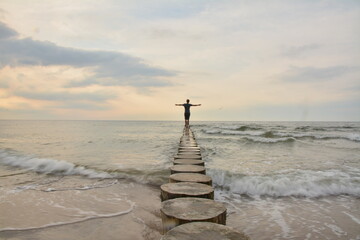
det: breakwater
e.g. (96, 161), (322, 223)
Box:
(159, 127), (250, 239)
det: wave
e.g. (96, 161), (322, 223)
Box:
(295, 125), (359, 131)
(295, 126), (327, 131)
(0, 149), (169, 185)
(276, 132), (360, 142)
(106, 168), (169, 186)
(208, 168), (360, 198)
(244, 136), (296, 143)
(236, 126), (263, 131)
(202, 129), (222, 134)
(202, 130), (295, 143)
(0, 149), (112, 178)
(216, 124), (265, 131)
(202, 128), (360, 143)
(202, 129), (263, 136)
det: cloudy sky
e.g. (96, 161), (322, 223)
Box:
(0, 0), (359, 121)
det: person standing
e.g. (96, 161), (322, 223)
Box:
(175, 99), (201, 127)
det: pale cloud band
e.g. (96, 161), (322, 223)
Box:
(280, 66), (359, 83)
(0, 21), (177, 117)
(0, 22), (175, 88)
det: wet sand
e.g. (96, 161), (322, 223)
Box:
(1, 166), (360, 240)
(0, 167), (162, 240)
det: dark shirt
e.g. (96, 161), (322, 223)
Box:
(183, 103), (192, 113)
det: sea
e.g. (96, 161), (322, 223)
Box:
(0, 120), (359, 240)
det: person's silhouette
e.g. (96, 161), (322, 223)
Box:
(175, 99), (201, 127)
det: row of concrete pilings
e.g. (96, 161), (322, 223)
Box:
(159, 127), (250, 240)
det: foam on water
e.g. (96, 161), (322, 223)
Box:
(208, 168), (360, 197)
(201, 123), (360, 143)
(0, 149), (112, 179)
(203, 129), (264, 136)
(243, 136), (295, 143)
(42, 179), (119, 192)
(342, 212), (360, 225)
(0, 148), (170, 185)
(276, 132), (360, 142)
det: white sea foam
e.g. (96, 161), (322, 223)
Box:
(203, 129), (296, 143)
(42, 179), (119, 192)
(276, 132), (360, 142)
(203, 125), (360, 142)
(203, 129), (222, 134)
(204, 129), (264, 136)
(0, 149), (112, 178)
(208, 168), (360, 197)
(342, 212), (360, 225)
(243, 136), (295, 143)
(348, 133), (360, 142)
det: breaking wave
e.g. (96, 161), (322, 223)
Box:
(202, 128), (360, 143)
(276, 132), (360, 142)
(236, 126), (263, 131)
(243, 136), (295, 143)
(208, 168), (360, 198)
(0, 148), (168, 185)
(295, 125), (358, 131)
(0, 149), (112, 178)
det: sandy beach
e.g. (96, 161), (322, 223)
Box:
(0, 167), (162, 240)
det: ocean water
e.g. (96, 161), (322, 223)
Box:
(0, 120), (359, 240)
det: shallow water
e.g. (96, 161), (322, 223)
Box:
(195, 121), (360, 240)
(0, 120), (359, 239)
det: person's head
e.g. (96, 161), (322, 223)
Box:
(186, 99), (190, 103)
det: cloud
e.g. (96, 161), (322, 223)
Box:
(0, 22), (18, 39)
(0, 22), (175, 87)
(14, 90), (116, 102)
(0, 105), (57, 119)
(281, 44), (321, 58)
(130, 1), (205, 20)
(11, 90), (116, 111)
(0, 80), (8, 88)
(280, 65), (359, 82)
(50, 102), (111, 111)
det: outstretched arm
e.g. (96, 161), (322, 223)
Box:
(192, 104), (201, 106)
(175, 104), (183, 106)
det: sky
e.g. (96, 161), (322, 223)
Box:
(0, 0), (359, 121)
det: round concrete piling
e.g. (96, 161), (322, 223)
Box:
(170, 165), (206, 174)
(178, 149), (200, 153)
(180, 143), (197, 146)
(178, 147), (200, 150)
(161, 197), (226, 233)
(160, 182), (214, 201)
(173, 159), (205, 166)
(177, 151), (201, 155)
(178, 150), (200, 154)
(161, 222), (250, 240)
(180, 145), (198, 148)
(174, 155), (202, 160)
(177, 153), (201, 157)
(180, 142), (197, 145)
(169, 173), (212, 186)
